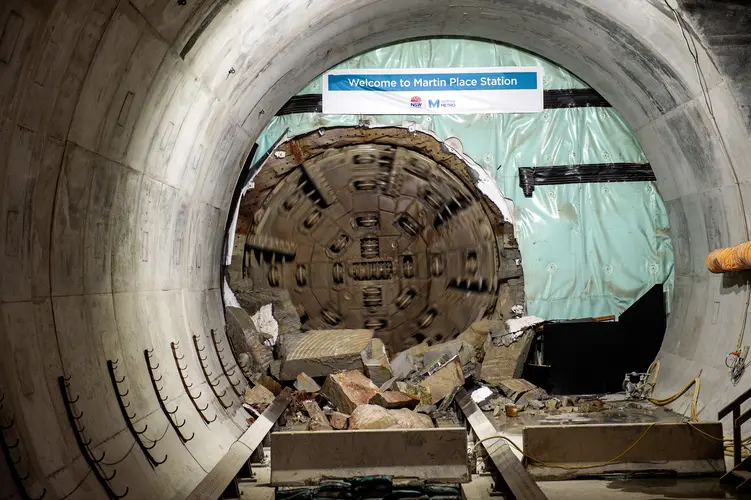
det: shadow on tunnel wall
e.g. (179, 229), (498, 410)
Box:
(523, 284), (666, 395)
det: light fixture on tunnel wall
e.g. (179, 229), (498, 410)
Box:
(231, 126), (524, 353)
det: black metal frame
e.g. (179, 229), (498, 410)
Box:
(210, 329), (245, 398)
(193, 334), (234, 409)
(171, 341), (217, 425)
(106, 360), (168, 467)
(58, 375), (129, 499)
(0, 392), (46, 500)
(144, 349), (195, 444)
(518, 163), (656, 197)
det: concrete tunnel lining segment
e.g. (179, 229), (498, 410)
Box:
(0, 0), (750, 497)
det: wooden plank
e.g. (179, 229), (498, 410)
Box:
(455, 388), (547, 500)
(270, 428), (470, 486)
(187, 390), (292, 499)
(523, 422), (725, 480)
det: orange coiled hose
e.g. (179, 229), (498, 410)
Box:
(707, 241), (751, 273)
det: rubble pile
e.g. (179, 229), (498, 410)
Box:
(237, 303), (602, 431)
(276, 477), (462, 500)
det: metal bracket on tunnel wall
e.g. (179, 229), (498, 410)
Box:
(106, 360), (168, 467)
(144, 350), (195, 444)
(58, 376), (130, 499)
(210, 329), (246, 398)
(193, 334), (234, 409)
(518, 163), (657, 197)
(0, 392), (46, 500)
(170, 342), (217, 425)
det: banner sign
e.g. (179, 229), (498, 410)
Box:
(322, 67), (544, 115)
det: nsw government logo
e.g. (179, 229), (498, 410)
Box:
(428, 99), (457, 109)
(410, 96), (422, 108)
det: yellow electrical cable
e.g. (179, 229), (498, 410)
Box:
(639, 360), (748, 456)
(473, 421), (732, 470)
(473, 424), (657, 470)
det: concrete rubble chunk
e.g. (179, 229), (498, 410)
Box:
(527, 399), (545, 410)
(294, 372), (321, 393)
(303, 400), (333, 431)
(389, 341), (431, 380)
(458, 320), (501, 351)
(329, 411), (349, 430)
(506, 316), (545, 333)
(419, 358), (465, 404)
(390, 408), (434, 429)
(226, 306), (274, 371)
(495, 378), (538, 401)
(280, 329), (374, 380)
(545, 398), (561, 410)
(480, 331), (535, 383)
(368, 391), (419, 410)
(361, 338), (394, 387)
(579, 399), (605, 413)
(349, 404), (397, 430)
(349, 405), (434, 430)
(321, 370), (380, 414)
(423, 340), (475, 368)
(253, 373), (283, 395)
(244, 384), (275, 410)
(516, 388), (548, 408)
(396, 381), (432, 406)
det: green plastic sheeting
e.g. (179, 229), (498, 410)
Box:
(252, 39), (674, 320)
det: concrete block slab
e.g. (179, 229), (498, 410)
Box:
(270, 428), (470, 486)
(280, 330), (374, 380)
(523, 422), (724, 480)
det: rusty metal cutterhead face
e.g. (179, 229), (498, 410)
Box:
(244, 134), (502, 352)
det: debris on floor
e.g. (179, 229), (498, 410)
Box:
(361, 338), (394, 387)
(244, 384), (275, 411)
(303, 400), (333, 431)
(321, 370), (380, 414)
(369, 390), (420, 410)
(329, 411), (349, 430)
(294, 372), (321, 393)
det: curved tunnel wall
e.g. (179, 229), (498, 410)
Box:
(0, 0), (750, 497)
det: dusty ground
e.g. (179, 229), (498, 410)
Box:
(240, 395), (738, 499)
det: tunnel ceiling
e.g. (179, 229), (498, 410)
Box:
(238, 127), (513, 352)
(1, 0), (751, 498)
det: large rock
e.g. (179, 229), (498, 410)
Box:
(349, 405), (434, 430)
(303, 400), (333, 431)
(419, 358), (465, 404)
(226, 306), (274, 371)
(480, 330), (535, 383)
(361, 339), (394, 387)
(244, 384), (275, 410)
(349, 405), (397, 430)
(369, 391), (419, 410)
(321, 370), (380, 414)
(329, 411), (349, 430)
(280, 329), (374, 380)
(391, 409), (434, 429)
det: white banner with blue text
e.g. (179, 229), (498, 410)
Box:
(322, 67), (544, 115)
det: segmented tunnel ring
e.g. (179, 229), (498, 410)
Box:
(239, 127), (516, 352)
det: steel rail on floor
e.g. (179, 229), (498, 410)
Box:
(187, 390), (292, 500)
